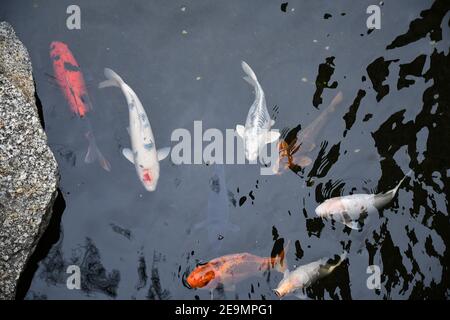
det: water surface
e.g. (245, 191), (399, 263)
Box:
(1, 0), (449, 300)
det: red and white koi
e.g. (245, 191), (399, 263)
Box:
(98, 68), (170, 191)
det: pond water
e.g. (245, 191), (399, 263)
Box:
(1, 0), (449, 299)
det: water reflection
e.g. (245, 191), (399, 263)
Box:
(37, 235), (121, 298)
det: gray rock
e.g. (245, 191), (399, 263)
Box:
(0, 21), (59, 300)
(0, 22), (35, 104)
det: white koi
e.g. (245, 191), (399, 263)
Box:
(274, 252), (347, 299)
(236, 61), (280, 161)
(315, 170), (412, 230)
(99, 68), (170, 191)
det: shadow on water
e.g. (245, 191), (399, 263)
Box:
(146, 252), (171, 300)
(16, 189), (66, 300)
(34, 236), (121, 298)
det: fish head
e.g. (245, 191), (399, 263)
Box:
(49, 41), (68, 59)
(138, 167), (158, 192)
(273, 272), (295, 298)
(315, 198), (345, 218)
(186, 264), (216, 289)
(272, 140), (290, 174)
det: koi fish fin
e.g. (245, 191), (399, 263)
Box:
(98, 155), (112, 172)
(343, 220), (361, 231)
(236, 125), (245, 138)
(84, 134), (111, 171)
(98, 68), (124, 89)
(259, 130), (280, 145)
(84, 148), (96, 164)
(126, 126), (130, 135)
(44, 72), (63, 89)
(157, 147), (171, 161)
(98, 79), (119, 89)
(273, 240), (290, 273)
(297, 156), (313, 167)
(122, 148), (134, 164)
(270, 119), (275, 126)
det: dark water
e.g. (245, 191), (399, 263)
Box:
(1, 0), (449, 299)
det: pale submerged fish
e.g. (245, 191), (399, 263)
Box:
(194, 164), (240, 254)
(236, 61), (280, 161)
(99, 68), (170, 191)
(276, 91), (343, 173)
(274, 252), (347, 299)
(315, 170), (412, 230)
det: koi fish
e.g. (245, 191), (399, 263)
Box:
(193, 164), (240, 254)
(236, 61), (280, 162)
(315, 170), (412, 230)
(186, 249), (286, 291)
(98, 68), (170, 191)
(50, 41), (110, 171)
(276, 91), (343, 173)
(50, 41), (90, 117)
(274, 252), (347, 299)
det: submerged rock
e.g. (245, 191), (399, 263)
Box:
(0, 21), (59, 299)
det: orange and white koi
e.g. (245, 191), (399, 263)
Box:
(186, 249), (286, 290)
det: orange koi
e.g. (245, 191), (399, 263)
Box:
(186, 249), (286, 290)
(49, 41), (110, 171)
(50, 41), (90, 117)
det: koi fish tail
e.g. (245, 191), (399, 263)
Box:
(328, 251), (348, 273)
(270, 240), (290, 273)
(394, 170), (412, 194)
(84, 131), (111, 172)
(98, 68), (124, 89)
(241, 61), (259, 88)
(328, 91), (343, 112)
(385, 169), (413, 198)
